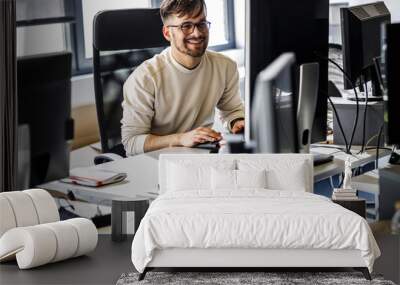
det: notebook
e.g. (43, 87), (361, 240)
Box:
(61, 168), (127, 187)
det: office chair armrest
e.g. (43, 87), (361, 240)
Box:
(94, 153), (124, 165)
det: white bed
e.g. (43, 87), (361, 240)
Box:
(131, 154), (380, 280)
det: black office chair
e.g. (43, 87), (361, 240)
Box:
(92, 8), (168, 162)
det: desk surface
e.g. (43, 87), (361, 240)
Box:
(39, 145), (391, 206)
(312, 145), (391, 182)
(329, 97), (384, 106)
(41, 147), (209, 205)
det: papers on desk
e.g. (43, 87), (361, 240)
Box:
(61, 168), (127, 187)
(311, 145), (344, 155)
(332, 188), (358, 200)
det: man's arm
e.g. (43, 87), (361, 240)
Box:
(217, 60), (245, 132)
(121, 70), (155, 156)
(143, 127), (222, 152)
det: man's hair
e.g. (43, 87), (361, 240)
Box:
(160, 0), (206, 23)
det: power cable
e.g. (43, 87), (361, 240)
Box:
(376, 124), (384, 169)
(360, 77), (369, 153)
(315, 52), (360, 153)
(327, 96), (349, 152)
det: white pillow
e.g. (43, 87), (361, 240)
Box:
(266, 165), (307, 191)
(238, 159), (309, 191)
(211, 168), (236, 190)
(211, 169), (267, 190)
(167, 159), (235, 191)
(168, 162), (210, 191)
(236, 169), (267, 189)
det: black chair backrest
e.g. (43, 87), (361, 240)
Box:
(93, 8), (168, 155)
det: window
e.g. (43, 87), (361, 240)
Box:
(69, 0), (153, 74)
(329, 2), (348, 45)
(17, 0), (68, 22)
(205, 0), (235, 48)
(72, 0), (235, 75)
(16, 0), (73, 57)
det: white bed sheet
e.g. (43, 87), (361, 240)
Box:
(131, 190), (380, 273)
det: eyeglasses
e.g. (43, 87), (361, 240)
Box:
(167, 21), (211, 35)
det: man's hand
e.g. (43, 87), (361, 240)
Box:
(179, 127), (222, 147)
(231, 119), (245, 134)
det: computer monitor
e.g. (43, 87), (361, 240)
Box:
(17, 52), (74, 187)
(297, 62), (319, 153)
(245, 0), (329, 143)
(341, 2), (391, 98)
(382, 23), (400, 146)
(251, 53), (299, 154)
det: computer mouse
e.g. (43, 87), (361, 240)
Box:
(194, 140), (220, 150)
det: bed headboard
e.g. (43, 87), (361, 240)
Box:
(159, 154), (314, 194)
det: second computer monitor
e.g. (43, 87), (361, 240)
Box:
(341, 1), (391, 94)
(251, 53), (299, 154)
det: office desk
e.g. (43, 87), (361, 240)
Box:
(312, 145), (390, 182)
(40, 145), (391, 205)
(40, 147), (208, 206)
(352, 164), (400, 221)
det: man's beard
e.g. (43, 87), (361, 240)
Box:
(174, 36), (208, 58)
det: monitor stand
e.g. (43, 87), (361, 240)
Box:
(347, 71), (383, 102)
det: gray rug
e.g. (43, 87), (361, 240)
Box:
(116, 272), (396, 285)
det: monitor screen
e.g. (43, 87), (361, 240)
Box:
(251, 53), (299, 154)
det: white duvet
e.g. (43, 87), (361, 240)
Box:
(131, 190), (380, 273)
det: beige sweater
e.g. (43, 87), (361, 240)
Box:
(121, 47), (244, 155)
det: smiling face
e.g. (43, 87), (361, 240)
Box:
(163, 8), (209, 59)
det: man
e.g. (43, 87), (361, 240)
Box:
(121, 0), (245, 155)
